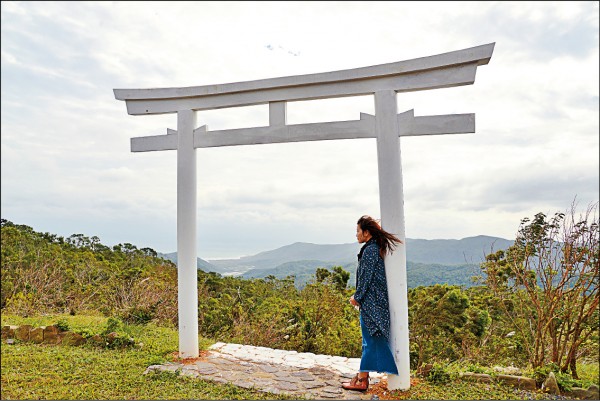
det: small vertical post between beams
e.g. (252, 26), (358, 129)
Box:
(269, 101), (287, 126)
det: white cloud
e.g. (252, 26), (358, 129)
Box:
(1, 1), (598, 258)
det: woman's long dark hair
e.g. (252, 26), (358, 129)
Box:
(357, 215), (402, 258)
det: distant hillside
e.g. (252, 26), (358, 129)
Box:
(242, 259), (482, 289)
(209, 235), (513, 273)
(158, 252), (226, 274)
(209, 242), (360, 272)
(163, 235), (513, 286)
(405, 235), (513, 265)
(241, 260), (339, 287)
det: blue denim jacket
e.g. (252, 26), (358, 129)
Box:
(354, 239), (391, 339)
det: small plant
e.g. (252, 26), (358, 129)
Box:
(466, 363), (486, 374)
(55, 318), (69, 332)
(532, 362), (558, 386)
(532, 363), (583, 392)
(554, 371), (580, 392)
(102, 333), (136, 349)
(427, 363), (452, 384)
(75, 327), (96, 339)
(102, 317), (121, 335)
(120, 305), (156, 325)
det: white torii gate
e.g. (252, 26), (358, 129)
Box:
(114, 42), (494, 390)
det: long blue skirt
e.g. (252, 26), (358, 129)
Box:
(359, 314), (399, 374)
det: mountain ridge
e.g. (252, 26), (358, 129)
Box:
(160, 235), (513, 277)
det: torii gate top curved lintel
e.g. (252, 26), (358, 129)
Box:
(114, 43), (494, 114)
(113, 43), (495, 391)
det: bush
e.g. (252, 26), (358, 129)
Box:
(102, 332), (136, 349)
(554, 371), (579, 392)
(427, 363), (453, 384)
(532, 363), (584, 392)
(55, 318), (70, 332)
(103, 317), (122, 334)
(119, 305), (156, 325)
(466, 363), (487, 374)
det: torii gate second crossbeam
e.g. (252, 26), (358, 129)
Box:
(114, 42), (494, 391)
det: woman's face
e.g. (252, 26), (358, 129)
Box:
(356, 224), (370, 243)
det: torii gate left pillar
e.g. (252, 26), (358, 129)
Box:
(176, 109), (199, 357)
(114, 42), (494, 390)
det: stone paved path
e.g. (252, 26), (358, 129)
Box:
(144, 342), (386, 399)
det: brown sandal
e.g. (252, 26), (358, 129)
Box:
(342, 374), (369, 391)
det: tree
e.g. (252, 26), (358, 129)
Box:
(480, 201), (599, 377)
(408, 284), (476, 368)
(314, 266), (350, 292)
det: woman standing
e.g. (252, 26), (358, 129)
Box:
(342, 215), (402, 391)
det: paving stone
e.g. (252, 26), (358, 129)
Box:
(274, 381), (298, 392)
(344, 392), (367, 400)
(147, 343), (393, 399)
(309, 366), (337, 376)
(319, 386), (344, 398)
(321, 386), (343, 394)
(207, 377), (229, 385)
(143, 365), (162, 374)
(228, 363), (251, 372)
(194, 361), (217, 369)
(262, 386), (285, 395)
(277, 375), (303, 384)
(216, 370), (245, 381)
(252, 371), (275, 380)
(208, 355), (235, 365)
(196, 366), (218, 375)
(180, 370), (199, 378)
(294, 362), (317, 368)
(232, 379), (255, 389)
(252, 378), (278, 388)
(302, 381), (326, 389)
(259, 364), (279, 373)
(291, 372), (316, 381)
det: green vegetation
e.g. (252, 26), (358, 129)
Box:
(1, 200), (598, 400)
(0, 314), (291, 400)
(243, 260), (482, 289)
(479, 202), (599, 378)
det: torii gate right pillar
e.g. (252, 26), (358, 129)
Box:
(375, 90), (410, 389)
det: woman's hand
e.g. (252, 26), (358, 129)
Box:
(349, 295), (359, 307)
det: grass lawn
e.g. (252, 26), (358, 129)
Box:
(1, 313), (290, 400)
(2, 314), (597, 400)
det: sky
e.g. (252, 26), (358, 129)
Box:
(1, 1), (599, 259)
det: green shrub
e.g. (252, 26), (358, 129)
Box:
(532, 363), (584, 391)
(55, 318), (70, 332)
(554, 371), (580, 392)
(120, 305), (156, 325)
(103, 317), (122, 335)
(466, 363), (486, 374)
(427, 363), (453, 384)
(75, 327), (96, 339)
(102, 333), (136, 349)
